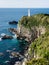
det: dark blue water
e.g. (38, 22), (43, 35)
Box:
(0, 8), (49, 65)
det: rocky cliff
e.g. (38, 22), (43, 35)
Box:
(17, 14), (49, 65)
(18, 14), (49, 43)
(9, 14), (49, 65)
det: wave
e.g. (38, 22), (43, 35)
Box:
(0, 37), (2, 41)
(1, 33), (6, 37)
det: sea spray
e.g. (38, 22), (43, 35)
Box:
(13, 34), (17, 39)
(1, 33), (6, 37)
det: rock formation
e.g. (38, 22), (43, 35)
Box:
(9, 21), (18, 25)
(2, 35), (13, 39)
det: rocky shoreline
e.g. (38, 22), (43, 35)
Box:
(0, 21), (29, 65)
(8, 28), (31, 43)
(0, 19), (46, 65)
(1, 14), (47, 65)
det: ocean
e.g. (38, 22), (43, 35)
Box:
(0, 8), (49, 65)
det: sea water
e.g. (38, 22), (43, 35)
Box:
(0, 8), (49, 65)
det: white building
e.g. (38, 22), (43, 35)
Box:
(28, 9), (30, 17)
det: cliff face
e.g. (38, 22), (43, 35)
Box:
(18, 14), (49, 43)
(18, 14), (49, 65)
(19, 25), (45, 43)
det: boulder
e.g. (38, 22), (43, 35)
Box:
(2, 35), (13, 39)
(9, 21), (18, 25)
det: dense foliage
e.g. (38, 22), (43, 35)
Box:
(26, 58), (49, 65)
(19, 14), (49, 29)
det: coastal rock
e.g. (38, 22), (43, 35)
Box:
(17, 25), (46, 43)
(0, 52), (4, 56)
(9, 21), (18, 25)
(17, 36), (26, 40)
(18, 14), (47, 43)
(14, 61), (22, 65)
(17, 25), (37, 42)
(8, 28), (30, 43)
(10, 51), (24, 60)
(11, 52), (20, 57)
(8, 28), (20, 35)
(2, 35), (13, 39)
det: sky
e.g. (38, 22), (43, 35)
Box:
(0, 0), (49, 8)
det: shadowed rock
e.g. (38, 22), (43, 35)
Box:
(2, 35), (13, 39)
(9, 21), (18, 25)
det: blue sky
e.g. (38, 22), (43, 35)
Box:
(0, 0), (49, 8)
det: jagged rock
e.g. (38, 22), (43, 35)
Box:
(11, 52), (20, 57)
(17, 36), (26, 40)
(8, 28), (20, 35)
(9, 21), (18, 25)
(2, 35), (13, 39)
(18, 25), (46, 43)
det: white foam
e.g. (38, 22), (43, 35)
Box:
(13, 34), (17, 39)
(9, 55), (14, 58)
(1, 33), (6, 37)
(4, 61), (10, 63)
(0, 38), (2, 41)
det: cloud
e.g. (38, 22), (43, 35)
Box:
(0, 0), (49, 8)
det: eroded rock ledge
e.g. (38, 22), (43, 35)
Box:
(8, 25), (46, 43)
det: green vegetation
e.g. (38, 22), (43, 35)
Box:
(26, 33), (49, 65)
(19, 14), (49, 29)
(26, 58), (49, 65)
(30, 34), (49, 57)
(19, 14), (49, 65)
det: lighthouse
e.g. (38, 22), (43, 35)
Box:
(28, 9), (30, 17)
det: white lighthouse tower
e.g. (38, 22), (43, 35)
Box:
(28, 9), (30, 17)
